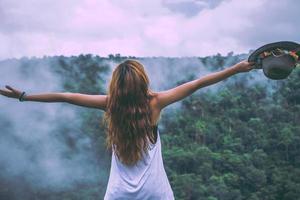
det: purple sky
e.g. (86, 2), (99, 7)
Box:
(0, 0), (299, 59)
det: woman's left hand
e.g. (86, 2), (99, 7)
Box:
(233, 60), (255, 73)
(0, 85), (22, 99)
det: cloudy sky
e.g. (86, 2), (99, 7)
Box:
(0, 0), (299, 59)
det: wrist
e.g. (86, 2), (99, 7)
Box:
(231, 64), (241, 74)
(19, 91), (27, 102)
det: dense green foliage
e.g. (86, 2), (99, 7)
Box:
(0, 54), (299, 200)
(161, 74), (300, 200)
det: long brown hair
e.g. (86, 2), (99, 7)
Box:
(104, 59), (156, 166)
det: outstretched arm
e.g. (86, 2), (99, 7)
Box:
(156, 60), (255, 110)
(0, 86), (107, 111)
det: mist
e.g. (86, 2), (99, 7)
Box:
(0, 58), (105, 199)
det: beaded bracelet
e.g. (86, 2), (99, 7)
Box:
(19, 91), (26, 102)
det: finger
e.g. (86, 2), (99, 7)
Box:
(0, 89), (10, 96)
(5, 85), (14, 91)
(0, 88), (10, 93)
(5, 85), (19, 93)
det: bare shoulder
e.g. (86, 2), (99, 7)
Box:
(149, 90), (160, 109)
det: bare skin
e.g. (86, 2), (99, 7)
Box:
(0, 60), (254, 126)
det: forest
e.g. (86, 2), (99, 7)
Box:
(0, 53), (299, 200)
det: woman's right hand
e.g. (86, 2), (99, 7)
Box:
(0, 85), (22, 99)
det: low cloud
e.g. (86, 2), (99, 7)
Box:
(0, 60), (104, 192)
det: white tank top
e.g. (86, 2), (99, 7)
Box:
(104, 126), (175, 200)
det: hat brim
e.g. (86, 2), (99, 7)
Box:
(248, 41), (300, 68)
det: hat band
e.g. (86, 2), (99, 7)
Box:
(259, 48), (299, 61)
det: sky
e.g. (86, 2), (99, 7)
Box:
(0, 0), (299, 59)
